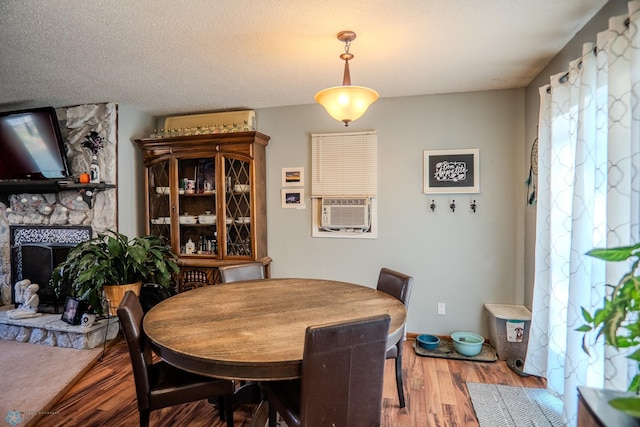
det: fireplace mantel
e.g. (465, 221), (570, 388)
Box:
(0, 181), (116, 207)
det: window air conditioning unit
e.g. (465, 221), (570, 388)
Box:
(321, 198), (370, 230)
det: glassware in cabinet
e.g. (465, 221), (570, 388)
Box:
(224, 156), (252, 256)
(148, 160), (171, 243)
(177, 157), (217, 256)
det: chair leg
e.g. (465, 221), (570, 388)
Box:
(139, 409), (150, 427)
(216, 396), (227, 422)
(395, 355), (406, 408)
(224, 394), (234, 427)
(268, 399), (278, 427)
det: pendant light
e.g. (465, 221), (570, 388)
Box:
(315, 31), (379, 126)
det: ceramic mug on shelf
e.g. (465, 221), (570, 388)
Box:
(81, 313), (96, 327)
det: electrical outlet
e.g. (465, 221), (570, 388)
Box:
(437, 302), (446, 315)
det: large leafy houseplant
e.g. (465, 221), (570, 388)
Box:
(51, 231), (179, 315)
(578, 243), (640, 417)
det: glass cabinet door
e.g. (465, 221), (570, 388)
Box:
(224, 156), (252, 257)
(148, 160), (171, 244)
(177, 157), (217, 256)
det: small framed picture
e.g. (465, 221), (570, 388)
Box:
(61, 296), (90, 325)
(282, 188), (304, 208)
(61, 296), (80, 325)
(281, 167), (304, 187)
(423, 149), (480, 194)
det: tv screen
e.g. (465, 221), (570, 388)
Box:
(0, 107), (71, 180)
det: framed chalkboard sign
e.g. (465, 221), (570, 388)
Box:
(423, 149), (479, 194)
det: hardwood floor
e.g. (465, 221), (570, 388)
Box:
(40, 336), (545, 426)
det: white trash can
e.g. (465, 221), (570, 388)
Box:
(484, 303), (531, 361)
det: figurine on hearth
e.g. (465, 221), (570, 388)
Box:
(6, 279), (41, 319)
(13, 279), (29, 305)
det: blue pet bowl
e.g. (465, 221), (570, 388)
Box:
(416, 334), (441, 350)
(451, 331), (485, 357)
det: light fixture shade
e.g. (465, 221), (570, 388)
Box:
(315, 85), (379, 126)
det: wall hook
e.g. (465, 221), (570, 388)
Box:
(450, 200), (456, 213)
(471, 200), (477, 213)
(430, 199), (436, 212)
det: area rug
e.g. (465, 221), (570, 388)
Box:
(414, 338), (497, 362)
(466, 382), (563, 427)
(0, 340), (103, 426)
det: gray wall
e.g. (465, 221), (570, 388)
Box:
(117, 104), (155, 238)
(257, 89), (525, 336)
(523, 0), (629, 309)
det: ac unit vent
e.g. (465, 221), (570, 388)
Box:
(321, 198), (370, 229)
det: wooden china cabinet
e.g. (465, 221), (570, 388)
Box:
(135, 131), (271, 291)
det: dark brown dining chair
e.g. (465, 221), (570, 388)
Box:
(376, 267), (414, 408)
(262, 314), (391, 427)
(116, 291), (235, 427)
(218, 262), (265, 283)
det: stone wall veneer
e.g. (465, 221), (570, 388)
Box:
(0, 103), (118, 305)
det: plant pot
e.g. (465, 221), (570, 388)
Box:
(103, 281), (142, 316)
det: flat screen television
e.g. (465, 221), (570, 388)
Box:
(0, 107), (71, 180)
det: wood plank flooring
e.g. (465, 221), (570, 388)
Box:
(40, 336), (545, 426)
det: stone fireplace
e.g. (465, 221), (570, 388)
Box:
(0, 103), (118, 306)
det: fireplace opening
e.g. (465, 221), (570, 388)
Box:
(10, 225), (92, 313)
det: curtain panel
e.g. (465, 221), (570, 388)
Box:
(527, 2), (640, 425)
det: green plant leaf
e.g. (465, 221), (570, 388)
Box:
(586, 243), (640, 262)
(128, 244), (147, 264)
(630, 374), (640, 393)
(593, 302), (610, 326)
(628, 348), (640, 363)
(581, 307), (594, 323)
(608, 396), (640, 417)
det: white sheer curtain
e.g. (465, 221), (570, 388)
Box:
(526, 1), (640, 425)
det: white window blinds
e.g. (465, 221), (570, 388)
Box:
(311, 131), (377, 197)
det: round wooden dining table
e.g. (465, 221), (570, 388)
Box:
(143, 278), (407, 382)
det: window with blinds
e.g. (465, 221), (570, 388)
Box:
(311, 131), (377, 197)
(310, 131), (378, 238)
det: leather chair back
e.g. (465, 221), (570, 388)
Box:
(218, 262), (265, 283)
(376, 267), (413, 408)
(117, 290), (153, 411)
(377, 267), (413, 306)
(300, 314), (390, 426)
(377, 267), (413, 344)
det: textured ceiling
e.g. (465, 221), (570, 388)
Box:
(0, 0), (608, 117)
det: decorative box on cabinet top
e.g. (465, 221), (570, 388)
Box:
(164, 110), (256, 132)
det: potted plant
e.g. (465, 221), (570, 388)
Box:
(578, 243), (640, 417)
(51, 230), (179, 316)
